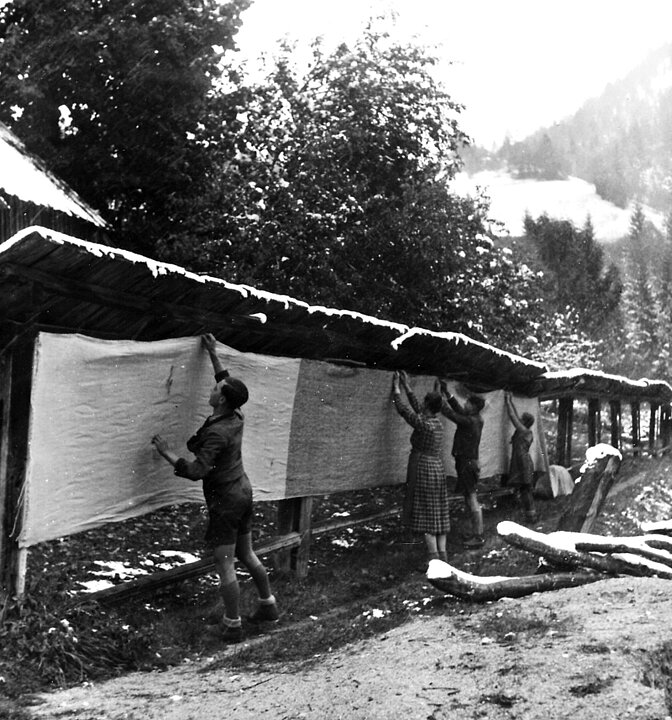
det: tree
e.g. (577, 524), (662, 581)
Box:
(0, 0), (251, 255)
(157, 27), (545, 349)
(620, 203), (660, 376)
(523, 213), (622, 330)
(653, 210), (672, 375)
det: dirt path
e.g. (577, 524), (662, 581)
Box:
(31, 574), (670, 720)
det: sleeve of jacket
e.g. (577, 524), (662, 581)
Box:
(393, 392), (425, 430)
(441, 396), (470, 425)
(174, 427), (227, 480)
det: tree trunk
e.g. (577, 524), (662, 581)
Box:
(498, 521), (672, 578)
(573, 533), (672, 568)
(641, 520), (672, 536)
(426, 560), (602, 601)
(557, 452), (621, 533)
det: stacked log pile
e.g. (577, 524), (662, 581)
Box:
(427, 521), (672, 601)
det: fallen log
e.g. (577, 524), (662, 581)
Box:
(573, 533), (672, 568)
(641, 520), (672, 536)
(425, 560), (602, 601)
(557, 447), (621, 533)
(498, 521), (672, 578)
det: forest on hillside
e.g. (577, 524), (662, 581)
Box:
(465, 43), (672, 215)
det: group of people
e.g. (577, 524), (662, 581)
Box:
(391, 370), (537, 567)
(150, 335), (537, 643)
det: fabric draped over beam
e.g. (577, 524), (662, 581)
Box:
(19, 333), (548, 547)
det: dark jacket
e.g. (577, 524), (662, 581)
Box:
(441, 396), (483, 459)
(173, 410), (245, 496)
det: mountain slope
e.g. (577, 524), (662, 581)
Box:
(466, 43), (672, 215)
(453, 170), (664, 242)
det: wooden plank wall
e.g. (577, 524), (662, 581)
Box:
(0, 195), (106, 245)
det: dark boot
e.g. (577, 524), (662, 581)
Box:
(247, 603), (280, 624)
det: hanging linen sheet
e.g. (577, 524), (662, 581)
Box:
(20, 333), (301, 546)
(19, 333), (548, 546)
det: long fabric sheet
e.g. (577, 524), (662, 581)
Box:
(20, 333), (548, 546)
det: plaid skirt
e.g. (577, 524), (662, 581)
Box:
(403, 450), (450, 534)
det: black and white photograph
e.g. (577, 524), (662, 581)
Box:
(2, 1), (672, 717)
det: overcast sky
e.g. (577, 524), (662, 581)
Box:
(235, 0), (672, 148)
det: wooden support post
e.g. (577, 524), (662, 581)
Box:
(556, 401), (567, 467)
(0, 337), (33, 597)
(587, 398), (600, 447)
(649, 403), (658, 457)
(631, 401), (641, 458)
(609, 400), (621, 451)
(294, 497), (313, 579)
(275, 496), (314, 578)
(661, 404), (672, 454)
(556, 397), (573, 466)
(565, 398), (574, 466)
(0, 351), (12, 595)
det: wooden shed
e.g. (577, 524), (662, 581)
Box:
(2, 227), (671, 598)
(0, 122), (107, 243)
(0, 226), (551, 594)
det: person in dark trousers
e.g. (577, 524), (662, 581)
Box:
(392, 370), (451, 566)
(152, 333), (278, 643)
(439, 380), (486, 549)
(504, 391), (538, 523)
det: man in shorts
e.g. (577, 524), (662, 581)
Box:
(440, 382), (486, 549)
(152, 334), (278, 642)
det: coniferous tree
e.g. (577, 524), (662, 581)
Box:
(621, 203), (660, 376)
(523, 213), (621, 331)
(654, 210), (672, 375)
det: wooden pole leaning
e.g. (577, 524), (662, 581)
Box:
(557, 452), (621, 534)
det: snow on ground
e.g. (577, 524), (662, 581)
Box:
(453, 170), (665, 242)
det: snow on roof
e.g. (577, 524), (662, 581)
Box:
(391, 327), (545, 369)
(0, 123), (106, 228)
(0, 226), (547, 387)
(1, 226), (411, 332)
(541, 367), (649, 389)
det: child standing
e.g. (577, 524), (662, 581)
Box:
(504, 391), (538, 524)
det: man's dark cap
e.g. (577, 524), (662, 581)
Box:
(221, 377), (249, 408)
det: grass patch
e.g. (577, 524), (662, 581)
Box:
(568, 676), (615, 697)
(473, 606), (577, 644)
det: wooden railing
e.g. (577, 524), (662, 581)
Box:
(82, 488), (517, 605)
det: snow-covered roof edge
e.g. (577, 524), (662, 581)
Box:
(0, 123), (106, 228)
(0, 226), (411, 333)
(391, 327), (547, 370)
(0, 227), (551, 372)
(540, 367), (672, 393)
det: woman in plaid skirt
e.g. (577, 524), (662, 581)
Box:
(392, 370), (450, 565)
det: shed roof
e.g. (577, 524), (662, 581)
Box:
(1, 227), (670, 403)
(0, 226), (547, 390)
(529, 368), (672, 404)
(0, 123), (106, 228)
